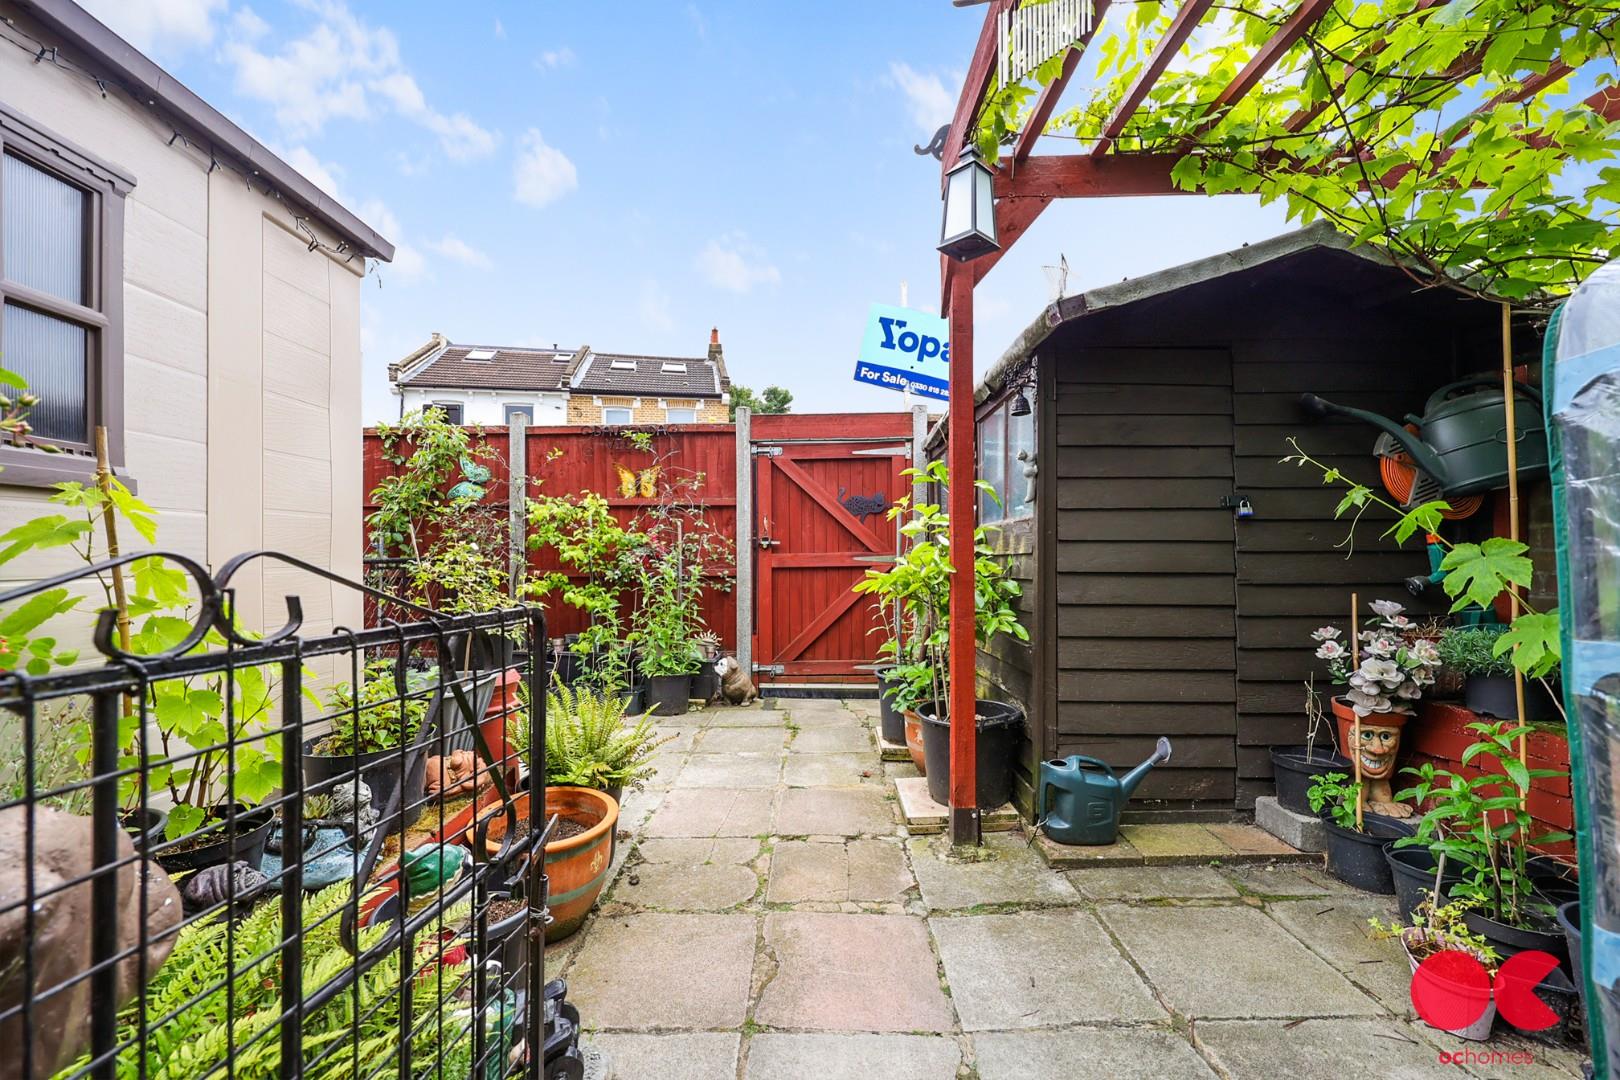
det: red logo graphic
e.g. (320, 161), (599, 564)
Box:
(1411, 949), (1561, 1031)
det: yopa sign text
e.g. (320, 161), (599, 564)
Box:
(854, 304), (949, 401)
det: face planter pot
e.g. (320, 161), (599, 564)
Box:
(1331, 698), (1413, 819)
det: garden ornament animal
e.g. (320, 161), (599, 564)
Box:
(837, 487), (888, 523)
(713, 655), (757, 705)
(1037, 738), (1172, 846)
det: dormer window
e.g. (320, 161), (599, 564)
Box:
(610, 358), (636, 371)
(465, 348), (496, 361)
(661, 362), (686, 374)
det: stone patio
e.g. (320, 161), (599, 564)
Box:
(558, 698), (1584, 1079)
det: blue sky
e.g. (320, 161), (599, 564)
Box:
(83, 0), (1296, 420)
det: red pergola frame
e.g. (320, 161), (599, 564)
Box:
(935, 0), (1615, 845)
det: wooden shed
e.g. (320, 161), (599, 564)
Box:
(953, 224), (1543, 820)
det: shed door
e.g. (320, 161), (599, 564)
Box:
(1054, 347), (1237, 810)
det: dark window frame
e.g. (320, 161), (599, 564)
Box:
(976, 388), (1036, 524)
(0, 103), (133, 488)
(502, 403), (532, 425)
(431, 401), (465, 425)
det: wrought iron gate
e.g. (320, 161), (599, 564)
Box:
(0, 551), (579, 1079)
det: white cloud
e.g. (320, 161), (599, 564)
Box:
(638, 280), (674, 331)
(513, 129), (578, 208)
(426, 234), (493, 270)
(537, 47), (576, 70)
(888, 62), (954, 134)
(493, 18), (506, 39)
(685, 4), (707, 40)
(696, 233), (781, 293)
(355, 198), (425, 281)
(222, 0), (498, 160)
(279, 145), (345, 199)
(79, 0), (226, 55)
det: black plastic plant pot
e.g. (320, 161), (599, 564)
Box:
(1269, 745), (1351, 816)
(916, 699), (1025, 809)
(1463, 673), (1559, 723)
(1557, 900), (1584, 1005)
(121, 807), (168, 852)
(692, 659), (719, 703)
(618, 683), (647, 716)
(301, 737), (429, 828)
(1461, 906), (1570, 972)
(876, 669), (905, 746)
(153, 803), (275, 873)
(645, 673), (694, 717)
(484, 894), (530, 986)
(554, 650), (582, 685)
(1322, 820), (1398, 893)
(1384, 843), (1464, 923)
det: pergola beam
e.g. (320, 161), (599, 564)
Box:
(997, 153), (1188, 199)
(1188, 0), (1338, 139)
(1092, 0), (1217, 155)
(1012, 0), (1114, 163)
(944, 0), (1015, 177)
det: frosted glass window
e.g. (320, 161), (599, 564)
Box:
(2, 304), (87, 443)
(603, 407), (633, 425)
(665, 407), (697, 424)
(1005, 404), (1036, 520)
(3, 153), (86, 304)
(979, 405), (1006, 523)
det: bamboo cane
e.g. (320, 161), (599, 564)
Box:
(94, 427), (131, 655)
(1351, 592), (1363, 830)
(1501, 302), (1530, 771)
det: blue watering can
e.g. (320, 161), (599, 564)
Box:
(1038, 737), (1172, 846)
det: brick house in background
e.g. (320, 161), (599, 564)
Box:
(388, 329), (732, 425)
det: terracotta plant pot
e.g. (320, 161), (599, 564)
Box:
(903, 710), (927, 775)
(1330, 696), (1412, 763)
(481, 785), (619, 943)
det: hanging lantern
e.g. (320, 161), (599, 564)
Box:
(938, 146), (999, 262)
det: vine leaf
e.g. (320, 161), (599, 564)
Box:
(1438, 537), (1532, 611)
(1492, 609), (1562, 677)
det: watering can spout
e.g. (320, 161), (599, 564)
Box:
(1297, 393), (1447, 480)
(1120, 737), (1173, 799)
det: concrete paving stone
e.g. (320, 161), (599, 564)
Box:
(1067, 865), (1241, 901)
(637, 750), (685, 788)
(893, 776), (1019, 834)
(790, 725), (874, 754)
(651, 727), (695, 754)
(587, 1033), (740, 1080)
(643, 787), (774, 838)
(612, 837), (761, 910)
(744, 1033), (960, 1080)
(1265, 896), (1409, 1016)
(907, 833), (1079, 911)
(843, 699), (880, 716)
(1196, 1018), (1473, 1079)
(706, 707), (789, 727)
(755, 912), (954, 1033)
(1032, 829), (1143, 868)
(614, 786), (666, 834)
(1223, 862), (1352, 898)
(766, 838), (914, 904)
(878, 734), (911, 762)
(1117, 824), (1236, 864)
(1415, 1028), (1587, 1078)
(695, 726), (789, 754)
(1205, 821), (1314, 860)
(566, 912), (757, 1029)
(675, 753), (783, 788)
(973, 1029), (1218, 1080)
(884, 759), (922, 780)
(932, 910), (1165, 1030)
(1100, 903), (1383, 1019)
(782, 752), (880, 787)
(775, 786), (894, 837)
(780, 702), (863, 728)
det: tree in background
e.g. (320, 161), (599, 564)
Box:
(729, 385), (793, 420)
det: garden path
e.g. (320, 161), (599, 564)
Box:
(553, 698), (1584, 1079)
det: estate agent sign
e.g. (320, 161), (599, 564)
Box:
(854, 303), (949, 401)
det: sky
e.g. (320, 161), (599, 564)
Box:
(79, 0), (1298, 421)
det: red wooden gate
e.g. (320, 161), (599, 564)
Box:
(750, 413), (917, 685)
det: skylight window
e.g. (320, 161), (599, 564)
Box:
(465, 348), (497, 361)
(661, 362), (686, 374)
(610, 358), (636, 371)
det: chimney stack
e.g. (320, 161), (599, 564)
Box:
(708, 327), (722, 363)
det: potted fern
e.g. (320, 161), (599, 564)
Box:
(541, 683), (673, 801)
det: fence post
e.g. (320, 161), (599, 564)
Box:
(734, 408), (752, 679)
(508, 417), (527, 596)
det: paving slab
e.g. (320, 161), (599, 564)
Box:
(695, 726), (789, 754)
(651, 727), (695, 754)
(707, 707), (790, 727)
(780, 703), (864, 728)
(675, 753), (783, 788)
(587, 1033), (740, 1080)
(907, 833), (1079, 911)
(565, 912), (757, 1029)
(1067, 865), (1241, 901)
(643, 787), (775, 838)
(744, 1033), (960, 1080)
(973, 1029), (1218, 1080)
(611, 837), (762, 910)
(932, 910), (1164, 1030)
(1117, 824), (1236, 864)
(1032, 829), (1143, 868)
(790, 726), (875, 754)
(755, 912), (954, 1033)
(884, 759), (922, 780)
(877, 734), (911, 761)
(766, 838), (914, 904)
(775, 786), (894, 836)
(1222, 862), (1351, 898)
(1265, 896), (1410, 1016)
(1196, 1018), (1469, 1079)
(1099, 903), (1383, 1019)
(1204, 821), (1315, 861)
(893, 776), (1019, 834)
(782, 752), (880, 788)
(1415, 1028), (1588, 1078)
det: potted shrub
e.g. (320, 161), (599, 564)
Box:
(1308, 771), (1412, 893)
(1439, 624), (1560, 722)
(1269, 680), (1351, 815)
(631, 536), (707, 717)
(1371, 898), (1501, 1041)
(303, 659), (436, 828)
(1394, 720), (1573, 965)
(511, 682), (672, 803)
(854, 462), (1030, 808)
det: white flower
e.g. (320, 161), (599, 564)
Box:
(1370, 599), (1405, 619)
(1346, 687), (1390, 716)
(1316, 640), (1346, 660)
(1362, 658), (1401, 684)
(1364, 636), (1396, 657)
(1394, 683), (1423, 699)
(1390, 615), (1414, 630)
(1312, 626), (1342, 642)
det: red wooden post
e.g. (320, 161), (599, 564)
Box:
(947, 270), (979, 845)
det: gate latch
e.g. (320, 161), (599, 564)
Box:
(752, 444), (783, 457)
(753, 664), (785, 675)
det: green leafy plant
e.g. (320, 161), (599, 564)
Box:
(851, 461), (1029, 718)
(526, 491), (646, 689)
(728, 384), (793, 420)
(1437, 625), (1517, 678)
(368, 407), (498, 562)
(1307, 770), (1363, 831)
(518, 682), (673, 792)
(319, 659), (436, 755)
(1394, 720), (1572, 929)
(1370, 895), (1501, 968)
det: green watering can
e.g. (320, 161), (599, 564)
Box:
(1038, 738), (1172, 846)
(1299, 375), (1547, 497)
